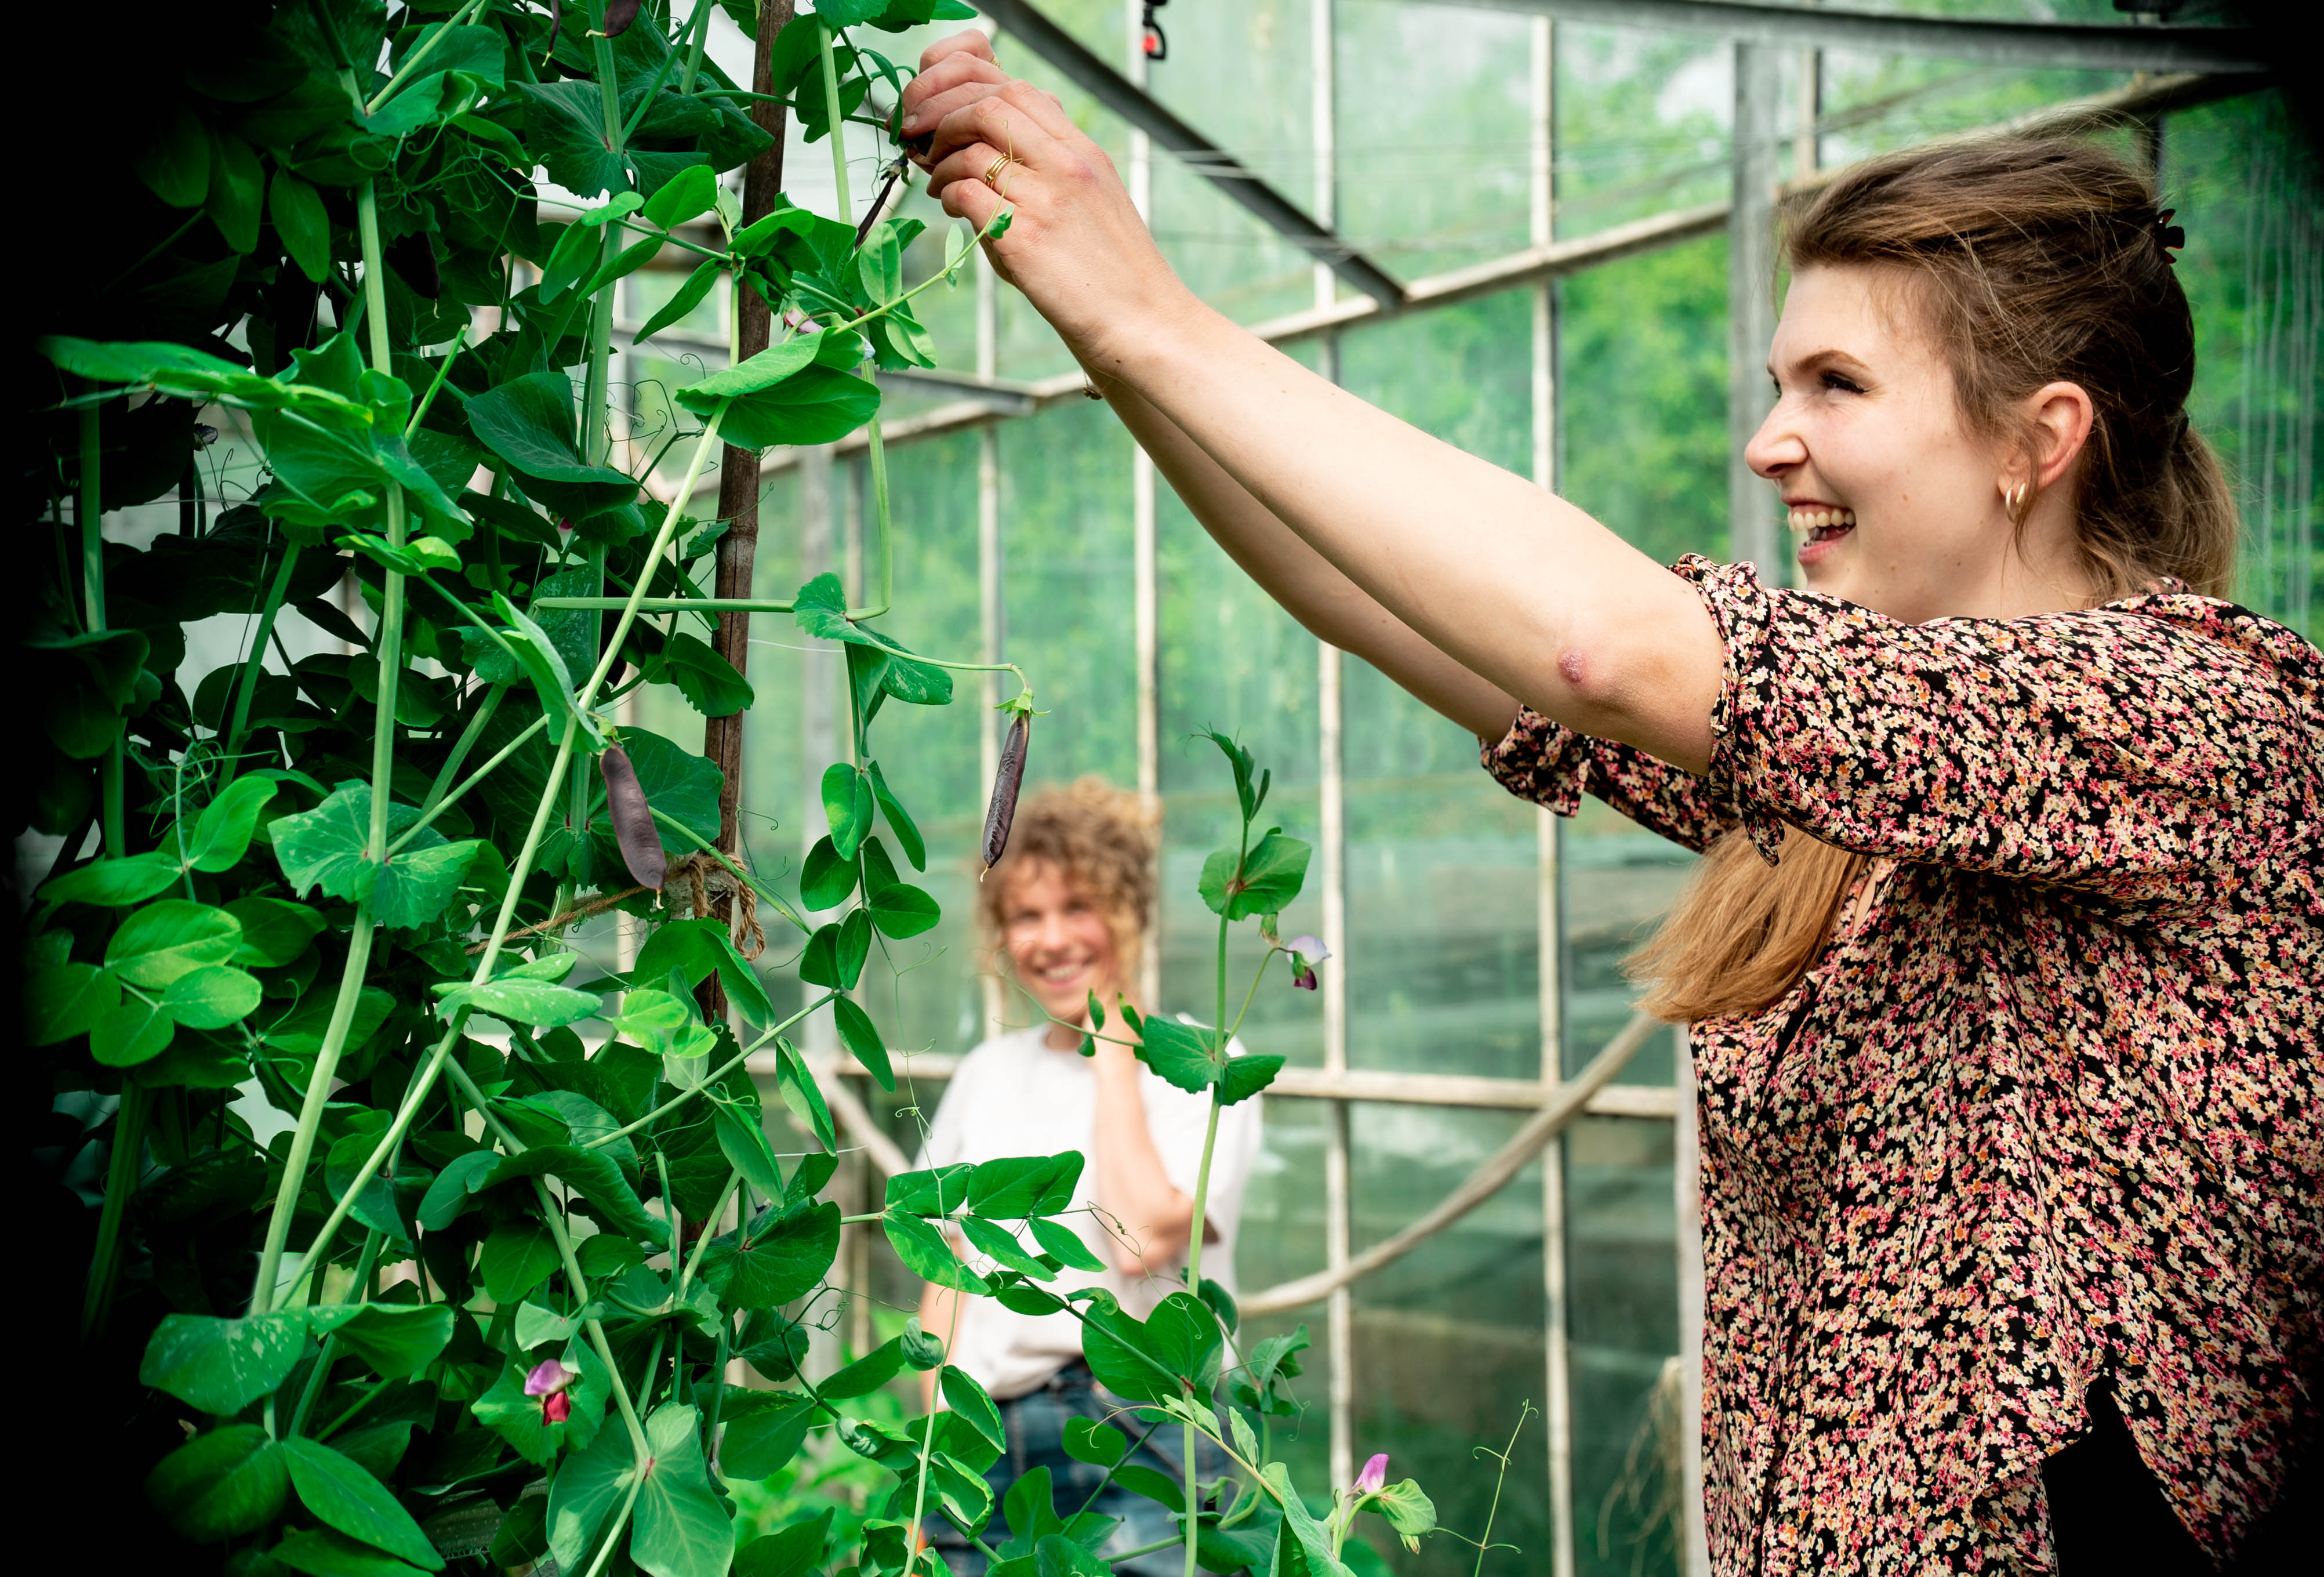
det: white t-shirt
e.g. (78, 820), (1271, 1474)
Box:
(915, 1023), (1263, 1401)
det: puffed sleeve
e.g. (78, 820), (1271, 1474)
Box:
(1679, 554), (2323, 905)
(1481, 650), (1742, 853)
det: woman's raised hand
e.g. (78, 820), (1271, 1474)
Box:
(899, 32), (1193, 365)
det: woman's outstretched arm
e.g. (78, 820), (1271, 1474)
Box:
(1094, 371), (1524, 739)
(903, 37), (1724, 773)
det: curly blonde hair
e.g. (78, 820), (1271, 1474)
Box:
(976, 777), (1160, 983)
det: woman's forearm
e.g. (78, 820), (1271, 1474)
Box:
(1094, 370), (1522, 740)
(1088, 1047), (1193, 1274)
(1090, 301), (1722, 771)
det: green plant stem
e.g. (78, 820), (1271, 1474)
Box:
(417, 683), (507, 816)
(252, 168), (413, 1316)
(581, 19), (627, 469)
(286, 1231), (385, 1438)
(575, 406), (728, 707)
(405, 325), (469, 436)
(78, 397), (128, 860)
(819, 23), (853, 224)
(677, 0), (716, 95)
(585, 994), (832, 1150)
(580, 1472), (647, 1577)
(365, 0), (491, 113)
(218, 539), (303, 790)
(676, 1169), (741, 1296)
(249, 909), (379, 1311)
(78, 1085), (147, 1343)
(273, 719), (583, 1297)
(389, 710), (542, 854)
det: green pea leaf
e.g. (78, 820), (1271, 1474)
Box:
(325, 1304), (455, 1380)
(718, 1393), (818, 1481)
(225, 896), (327, 966)
(641, 162), (718, 229)
(282, 1436), (445, 1569)
(90, 990), (174, 1065)
(680, 347), (880, 450)
(941, 1367), (1005, 1451)
(140, 1310), (311, 1415)
(38, 850), (180, 907)
(830, 995), (893, 1090)
(696, 1196), (841, 1310)
(1133, 1016), (1218, 1096)
(270, 169), (332, 283)
(818, 1337), (906, 1400)
(136, 107), (209, 208)
(712, 1099), (786, 1200)
(205, 129), (264, 253)
(884, 1208), (989, 1295)
(1197, 831), (1311, 920)
(464, 369), (640, 520)
(799, 836), (858, 911)
(1219, 1053), (1284, 1106)
(633, 1404), (736, 1577)
(159, 963), (263, 1029)
(633, 256), (723, 347)
(771, 1038), (834, 1153)
(269, 1525), (429, 1576)
(106, 899), (242, 988)
(24, 961), (119, 1046)
(656, 630), (754, 717)
(629, 916), (774, 1025)
(1027, 1216), (1107, 1274)
(865, 760), (924, 871)
(180, 776), (278, 871)
(1060, 1418), (1127, 1469)
(968, 1154), (1084, 1219)
(146, 1425), (288, 1543)
(478, 1224), (561, 1304)
(958, 1214), (1052, 1280)
(866, 880), (939, 940)
(437, 976), (603, 1028)
(822, 764), (874, 859)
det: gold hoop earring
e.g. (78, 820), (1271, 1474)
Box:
(2004, 482), (2028, 516)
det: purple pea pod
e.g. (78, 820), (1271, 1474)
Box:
(600, 745), (667, 889)
(982, 715), (1029, 871)
(603, 0), (641, 36)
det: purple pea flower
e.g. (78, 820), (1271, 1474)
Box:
(1355, 1453), (1389, 1496)
(525, 1358), (579, 1424)
(1284, 936), (1329, 990)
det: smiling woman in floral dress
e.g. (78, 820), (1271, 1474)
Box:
(897, 33), (2319, 1576)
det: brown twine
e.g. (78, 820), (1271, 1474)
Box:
(467, 883), (650, 954)
(663, 850), (768, 962)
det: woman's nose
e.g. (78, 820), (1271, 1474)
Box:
(1745, 398), (1807, 480)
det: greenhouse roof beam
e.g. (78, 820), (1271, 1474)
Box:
(974, 0), (1407, 309)
(1410, 0), (2268, 76)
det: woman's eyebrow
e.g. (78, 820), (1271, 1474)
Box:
(1770, 346), (1877, 382)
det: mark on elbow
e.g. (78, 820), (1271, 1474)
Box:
(1558, 647), (1588, 688)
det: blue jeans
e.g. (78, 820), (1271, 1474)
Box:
(927, 1361), (1229, 1576)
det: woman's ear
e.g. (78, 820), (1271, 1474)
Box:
(2023, 380), (2096, 490)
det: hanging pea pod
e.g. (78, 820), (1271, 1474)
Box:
(982, 714), (1029, 872)
(600, 745), (666, 890)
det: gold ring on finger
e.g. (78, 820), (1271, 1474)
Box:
(983, 153), (1015, 189)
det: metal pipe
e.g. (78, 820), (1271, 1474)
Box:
(1404, 0), (2267, 75)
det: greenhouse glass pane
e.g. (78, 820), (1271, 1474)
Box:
(2169, 90), (2322, 642)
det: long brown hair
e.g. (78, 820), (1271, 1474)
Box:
(1630, 136), (2242, 1025)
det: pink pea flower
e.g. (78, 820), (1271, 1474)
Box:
(525, 1358), (579, 1424)
(1355, 1453), (1388, 1496)
(1293, 966), (1318, 991)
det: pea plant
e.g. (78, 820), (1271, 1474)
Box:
(22, 2), (1445, 1575)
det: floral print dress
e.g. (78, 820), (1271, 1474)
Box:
(1481, 557), (2323, 1575)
